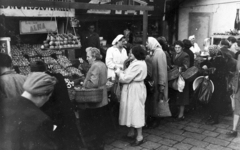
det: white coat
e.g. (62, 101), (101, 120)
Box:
(118, 60), (147, 128)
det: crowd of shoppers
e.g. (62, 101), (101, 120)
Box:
(2, 34), (240, 150)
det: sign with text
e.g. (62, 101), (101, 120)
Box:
(0, 37), (11, 57)
(0, 2), (75, 17)
(19, 21), (58, 34)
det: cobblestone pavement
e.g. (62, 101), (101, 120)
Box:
(103, 108), (240, 150)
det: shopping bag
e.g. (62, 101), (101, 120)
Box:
(110, 78), (121, 103)
(158, 99), (172, 117)
(195, 77), (213, 104)
(168, 67), (180, 81)
(177, 75), (185, 92)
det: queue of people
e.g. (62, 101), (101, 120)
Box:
(2, 34), (240, 150)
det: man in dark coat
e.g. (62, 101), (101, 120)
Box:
(0, 72), (59, 150)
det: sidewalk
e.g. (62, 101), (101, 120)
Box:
(104, 108), (240, 150)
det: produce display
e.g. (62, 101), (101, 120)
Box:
(18, 66), (31, 75)
(41, 33), (81, 50)
(57, 55), (72, 68)
(66, 67), (83, 77)
(29, 57), (42, 63)
(43, 57), (58, 65)
(12, 55), (30, 67)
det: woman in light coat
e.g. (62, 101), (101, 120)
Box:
(106, 34), (128, 79)
(146, 37), (168, 128)
(116, 45), (147, 146)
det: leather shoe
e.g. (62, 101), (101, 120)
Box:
(130, 139), (144, 146)
(226, 130), (238, 138)
(177, 116), (185, 121)
(121, 135), (135, 142)
(205, 119), (219, 125)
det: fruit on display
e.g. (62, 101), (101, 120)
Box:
(12, 56), (30, 67)
(18, 66), (31, 75)
(41, 33), (81, 50)
(11, 46), (22, 56)
(66, 67), (83, 77)
(54, 68), (71, 77)
(43, 57), (58, 65)
(29, 57), (42, 63)
(57, 55), (72, 68)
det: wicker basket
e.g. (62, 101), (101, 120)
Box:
(75, 88), (103, 103)
(181, 66), (199, 82)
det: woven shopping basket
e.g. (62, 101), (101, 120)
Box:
(75, 88), (103, 103)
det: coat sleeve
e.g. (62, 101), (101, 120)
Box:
(182, 55), (190, 70)
(105, 48), (116, 69)
(84, 65), (99, 88)
(119, 64), (141, 84)
(157, 51), (168, 86)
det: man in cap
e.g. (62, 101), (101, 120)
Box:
(0, 53), (26, 99)
(0, 72), (59, 150)
(105, 34), (128, 79)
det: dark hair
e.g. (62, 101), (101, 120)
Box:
(221, 48), (233, 61)
(220, 39), (230, 48)
(132, 45), (146, 60)
(0, 53), (12, 68)
(30, 61), (47, 72)
(227, 36), (237, 43)
(182, 39), (192, 49)
(173, 40), (184, 48)
(157, 37), (168, 51)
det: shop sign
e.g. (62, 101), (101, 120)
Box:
(19, 21), (58, 34)
(0, 2), (75, 17)
(0, 37), (11, 57)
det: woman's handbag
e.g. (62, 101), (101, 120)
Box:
(181, 66), (199, 82)
(168, 67), (180, 81)
(194, 77), (213, 104)
(158, 99), (172, 117)
(110, 78), (121, 103)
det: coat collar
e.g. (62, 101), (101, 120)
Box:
(173, 51), (183, 61)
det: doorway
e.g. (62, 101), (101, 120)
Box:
(188, 12), (213, 50)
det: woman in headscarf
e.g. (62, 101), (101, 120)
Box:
(145, 37), (168, 128)
(105, 34), (128, 80)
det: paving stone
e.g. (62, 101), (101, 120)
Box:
(183, 138), (209, 148)
(214, 123), (230, 129)
(228, 142), (240, 150)
(217, 133), (235, 142)
(203, 137), (230, 146)
(145, 135), (163, 143)
(184, 126), (204, 134)
(206, 144), (233, 150)
(190, 118), (203, 123)
(187, 122), (202, 128)
(177, 120), (190, 125)
(122, 146), (142, 150)
(190, 147), (206, 150)
(182, 131), (207, 140)
(232, 137), (240, 143)
(157, 138), (178, 146)
(215, 128), (231, 134)
(200, 125), (216, 131)
(156, 145), (178, 150)
(144, 129), (165, 136)
(161, 132), (186, 142)
(163, 122), (186, 129)
(158, 126), (184, 135)
(141, 141), (161, 149)
(112, 148), (122, 150)
(173, 142), (193, 150)
(105, 145), (115, 150)
(202, 130), (220, 137)
(111, 140), (130, 148)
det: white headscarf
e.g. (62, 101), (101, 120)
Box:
(189, 35), (195, 40)
(112, 34), (124, 45)
(147, 37), (162, 51)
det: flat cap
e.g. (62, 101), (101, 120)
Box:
(23, 72), (57, 96)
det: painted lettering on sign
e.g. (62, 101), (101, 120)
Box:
(30, 23), (46, 32)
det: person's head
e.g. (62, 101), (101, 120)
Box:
(157, 37), (168, 51)
(221, 48), (233, 62)
(22, 72), (57, 107)
(208, 45), (220, 58)
(189, 35), (195, 44)
(182, 39), (192, 49)
(174, 40), (184, 54)
(0, 53), (12, 73)
(227, 36), (237, 46)
(30, 61), (47, 72)
(146, 37), (162, 51)
(86, 47), (102, 65)
(112, 34), (127, 48)
(219, 39), (230, 48)
(130, 45), (146, 61)
(88, 24), (95, 33)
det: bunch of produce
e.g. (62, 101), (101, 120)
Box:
(29, 57), (43, 63)
(21, 47), (38, 57)
(43, 57), (58, 65)
(52, 64), (62, 70)
(11, 46), (22, 56)
(18, 66), (31, 75)
(57, 55), (72, 68)
(66, 67), (83, 77)
(35, 49), (55, 57)
(53, 68), (71, 77)
(41, 33), (81, 49)
(12, 56), (30, 66)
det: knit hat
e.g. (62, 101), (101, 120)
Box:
(112, 34), (124, 45)
(23, 72), (57, 96)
